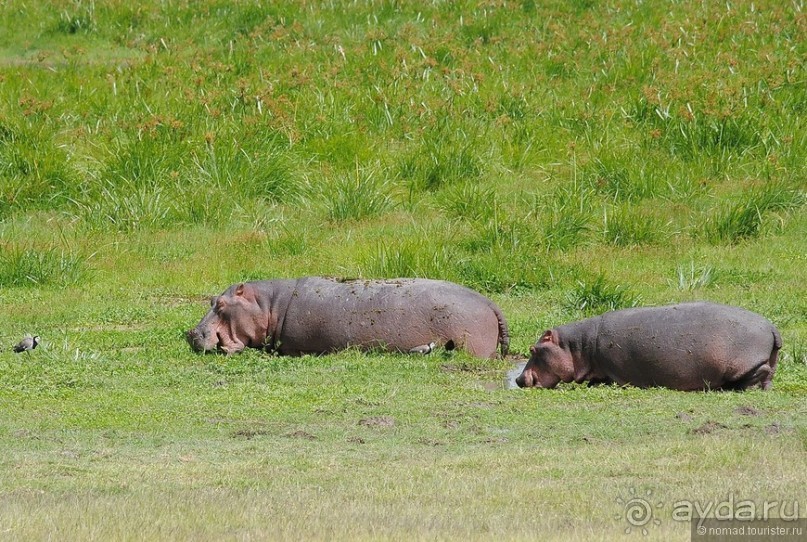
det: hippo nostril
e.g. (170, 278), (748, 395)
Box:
(515, 375), (526, 388)
(187, 328), (210, 352)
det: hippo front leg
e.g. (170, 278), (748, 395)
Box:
(218, 333), (246, 355)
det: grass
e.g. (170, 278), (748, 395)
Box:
(672, 262), (716, 292)
(564, 274), (642, 316)
(702, 182), (806, 244)
(1, 0), (806, 540)
(323, 164), (396, 222)
(0, 241), (90, 287)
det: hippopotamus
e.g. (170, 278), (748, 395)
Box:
(187, 277), (509, 358)
(516, 302), (781, 391)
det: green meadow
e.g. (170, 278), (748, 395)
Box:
(1, 0), (805, 539)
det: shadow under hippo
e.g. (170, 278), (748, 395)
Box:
(516, 302), (781, 391)
(187, 277), (509, 358)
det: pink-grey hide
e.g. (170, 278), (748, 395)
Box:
(516, 302), (781, 391)
(188, 277), (509, 358)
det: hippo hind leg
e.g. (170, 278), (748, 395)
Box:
(724, 362), (773, 391)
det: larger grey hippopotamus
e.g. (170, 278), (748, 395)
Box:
(188, 277), (509, 358)
(516, 302), (781, 391)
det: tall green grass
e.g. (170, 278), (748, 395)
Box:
(322, 165), (396, 222)
(0, 120), (81, 217)
(672, 262), (716, 291)
(602, 204), (669, 247)
(565, 274), (642, 316)
(702, 182), (805, 244)
(363, 238), (455, 280)
(0, 243), (89, 287)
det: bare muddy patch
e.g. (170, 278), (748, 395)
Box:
(231, 428), (272, 439)
(764, 422), (783, 435)
(691, 421), (728, 435)
(358, 416), (395, 429)
(734, 405), (762, 416)
(285, 430), (317, 440)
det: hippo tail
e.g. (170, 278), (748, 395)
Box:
(491, 303), (510, 358)
(768, 326), (783, 373)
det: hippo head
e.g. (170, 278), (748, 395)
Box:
(187, 283), (268, 355)
(515, 330), (573, 388)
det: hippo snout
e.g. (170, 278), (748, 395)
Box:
(186, 328), (201, 350)
(187, 328), (214, 352)
(515, 369), (534, 388)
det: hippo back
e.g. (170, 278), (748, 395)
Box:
(594, 302), (777, 389)
(276, 277), (506, 357)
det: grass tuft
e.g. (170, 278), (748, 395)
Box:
(0, 244), (89, 287)
(702, 183), (805, 244)
(362, 237), (455, 280)
(536, 183), (595, 251)
(436, 183), (497, 223)
(672, 262), (716, 291)
(398, 137), (483, 193)
(322, 165), (396, 222)
(71, 178), (172, 232)
(602, 205), (668, 246)
(55, 4), (97, 35)
(565, 274), (642, 316)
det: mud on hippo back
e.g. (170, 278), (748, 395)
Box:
(516, 302), (781, 391)
(187, 277), (510, 359)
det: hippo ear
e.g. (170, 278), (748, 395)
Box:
(539, 330), (557, 344)
(234, 283), (246, 297)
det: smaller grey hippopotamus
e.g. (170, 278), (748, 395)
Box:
(516, 302), (781, 391)
(188, 277), (509, 358)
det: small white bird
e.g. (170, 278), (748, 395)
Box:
(408, 342), (436, 355)
(13, 335), (39, 353)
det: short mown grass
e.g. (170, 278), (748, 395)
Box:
(1, 0), (805, 540)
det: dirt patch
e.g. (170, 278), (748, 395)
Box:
(764, 422), (782, 435)
(231, 428), (272, 439)
(358, 416), (395, 428)
(417, 437), (445, 446)
(675, 412), (694, 422)
(691, 421), (728, 435)
(734, 405), (761, 416)
(285, 430), (317, 440)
